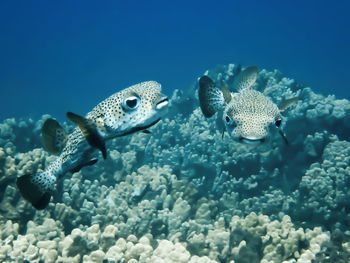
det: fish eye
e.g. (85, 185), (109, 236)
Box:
(122, 96), (140, 111)
(275, 119), (282, 128)
(224, 115), (236, 127)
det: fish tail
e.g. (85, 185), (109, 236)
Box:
(198, 75), (225, 118)
(16, 171), (56, 210)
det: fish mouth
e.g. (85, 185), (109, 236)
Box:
(239, 137), (266, 144)
(155, 97), (169, 110)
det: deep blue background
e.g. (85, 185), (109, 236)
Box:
(1, 0), (349, 121)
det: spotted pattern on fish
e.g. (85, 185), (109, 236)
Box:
(198, 65), (299, 144)
(31, 171), (56, 192)
(224, 89), (280, 140)
(17, 81), (169, 209)
(55, 129), (67, 149)
(95, 117), (107, 134)
(88, 81), (162, 133)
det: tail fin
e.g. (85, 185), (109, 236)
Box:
(198, 76), (226, 118)
(16, 172), (55, 210)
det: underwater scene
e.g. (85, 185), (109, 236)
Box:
(1, 1), (350, 263)
(1, 64), (350, 262)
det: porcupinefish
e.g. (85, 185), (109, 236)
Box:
(198, 66), (299, 144)
(17, 81), (169, 210)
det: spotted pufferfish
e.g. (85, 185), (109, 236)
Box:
(198, 66), (299, 144)
(17, 81), (169, 210)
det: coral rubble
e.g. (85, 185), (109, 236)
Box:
(1, 64), (349, 262)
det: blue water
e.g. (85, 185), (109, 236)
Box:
(1, 0), (349, 122)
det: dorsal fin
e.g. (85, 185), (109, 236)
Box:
(198, 76), (225, 118)
(233, 65), (258, 91)
(66, 112), (107, 159)
(278, 97), (300, 112)
(41, 118), (67, 155)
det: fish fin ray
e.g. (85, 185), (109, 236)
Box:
(198, 76), (225, 118)
(41, 118), (67, 155)
(233, 65), (258, 91)
(278, 97), (300, 112)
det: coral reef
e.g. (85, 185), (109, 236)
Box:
(0, 212), (338, 263)
(0, 64), (349, 261)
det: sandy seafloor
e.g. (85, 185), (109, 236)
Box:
(1, 64), (350, 262)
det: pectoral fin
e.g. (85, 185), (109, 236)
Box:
(41, 118), (67, 155)
(215, 111), (226, 140)
(278, 97), (300, 112)
(66, 112), (107, 159)
(142, 130), (152, 134)
(279, 130), (289, 145)
(198, 76), (225, 118)
(70, 159), (98, 174)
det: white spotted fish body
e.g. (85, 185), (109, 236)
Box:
(224, 89), (281, 143)
(198, 66), (298, 144)
(17, 81), (169, 209)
